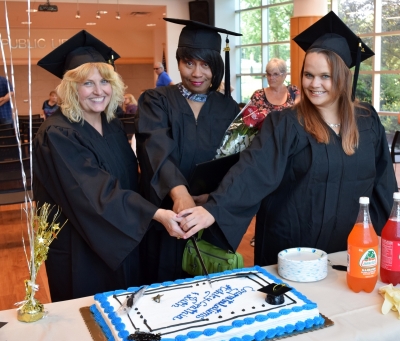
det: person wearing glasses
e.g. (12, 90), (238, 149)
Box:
(250, 58), (300, 120)
(248, 58), (299, 247)
(153, 61), (174, 87)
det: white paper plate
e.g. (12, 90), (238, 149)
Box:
(277, 247), (328, 282)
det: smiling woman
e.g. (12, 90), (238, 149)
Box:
(177, 12), (397, 268)
(135, 18), (242, 285)
(32, 30), (184, 302)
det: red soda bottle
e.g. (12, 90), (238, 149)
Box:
(347, 197), (379, 293)
(380, 192), (400, 285)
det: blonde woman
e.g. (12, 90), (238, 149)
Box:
(123, 93), (138, 115)
(34, 31), (183, 302)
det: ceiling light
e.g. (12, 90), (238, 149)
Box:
(26, 9), (38, 12)
(130, 12), (150, 17)
(96, 11), (101, 19)
(147, 24), (156, 27)
(115, 0), (120, 20)
(75, 0), (80, 19)
(22, 22), (32, 25)
(99, 11), (108, 14)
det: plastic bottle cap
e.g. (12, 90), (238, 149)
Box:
(359, 197), (369, 204)
(394, 192), (400, 200)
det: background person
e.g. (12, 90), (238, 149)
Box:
(154, 61), (174, 87)
(122, 93), (138, 115)
(135, 19), (241, 284)
(249, 57), (299, 247)
(0, 75), (13, 125)
(42, 90), (59, 120)
(34, 30), (183, 302)
(178, 11), (397, 267)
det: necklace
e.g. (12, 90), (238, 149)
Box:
(177, 83), (208, 103)
(326, 122), (341, 128)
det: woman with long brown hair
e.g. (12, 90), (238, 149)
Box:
(177, 12), (397, 266)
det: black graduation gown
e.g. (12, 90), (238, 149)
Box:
(203, 103), (397, 266)
(33, 110), (157, 301)
(135, 85), (239, 283)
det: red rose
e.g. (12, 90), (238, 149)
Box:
(242, 105), (265, 128)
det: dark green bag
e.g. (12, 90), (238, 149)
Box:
(182, 230), (244, 276)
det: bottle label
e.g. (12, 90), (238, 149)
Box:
(381, 238), (400, 271)
(347, 246), (378, 278)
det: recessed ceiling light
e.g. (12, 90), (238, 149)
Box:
(21, 22), (32, 25)
(26, 9), (37, 13)
(147, 24), (156, 27)
(86, 22), (96, 25)
(99, 11), (108, 14)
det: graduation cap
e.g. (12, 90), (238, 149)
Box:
(258, 283), (292, 305)
(37, 30), (120, 79)
(164, 18), (241, 97)
(293, 11), (374, 101)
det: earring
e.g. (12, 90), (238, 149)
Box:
(209, 83), (213, 88)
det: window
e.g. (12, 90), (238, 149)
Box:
(236, 0), (400, 130)
(236, 0), (294, 103)
(332, 0), (400, 138)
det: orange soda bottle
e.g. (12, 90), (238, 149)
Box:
(347, 197), (379, 293)
(380, 192), (400, 285)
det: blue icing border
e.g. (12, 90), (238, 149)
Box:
(93, 266), (325, 341)
(90, 305), (114, 341)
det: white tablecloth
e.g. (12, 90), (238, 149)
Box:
(0, 251), (399, 341)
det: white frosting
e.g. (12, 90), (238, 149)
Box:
(92, 266), (323, 341)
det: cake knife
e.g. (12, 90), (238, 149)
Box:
(190, 236), (213, 288)
(116, 285), (147, 315)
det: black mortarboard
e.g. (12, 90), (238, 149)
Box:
(37, 30), (120, 79)
(258, 283), (292, 305)
(164, 18), (241, 97)
(293, 11), (374, 101)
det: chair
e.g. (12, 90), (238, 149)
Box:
(0, 123), (13, 130)
(22, 122), (42, 142)
(0, 128), (16, 137)
(122, 113), (136, 119)
(0, 157), (33, 205)
(0, 143), (30, 161)
(391, 131), (400, 166)
(0, 135), (18, 145)
(119, 116), (135, 123)
(19, 114), (41, 121)
(122, 121), (136, 141)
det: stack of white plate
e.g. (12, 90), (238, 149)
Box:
(277, 247), (328, 282)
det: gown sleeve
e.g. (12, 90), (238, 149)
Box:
(135, 89), (188, 204)
(204, 110), (301, 250)
(367, 104), (398, 233)
(33, 124), (158, 271)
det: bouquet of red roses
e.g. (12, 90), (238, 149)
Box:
(215, 101), (266, 158)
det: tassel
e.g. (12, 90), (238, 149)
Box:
(223, 36), (230, 97)
(351, 38), (363, 101)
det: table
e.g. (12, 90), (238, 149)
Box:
(0, 251), (399, 341)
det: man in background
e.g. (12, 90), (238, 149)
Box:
(0, 75), (13, 125)
(154, 62), (173, 87)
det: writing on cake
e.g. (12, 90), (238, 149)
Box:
(172, 284), (254, 320)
